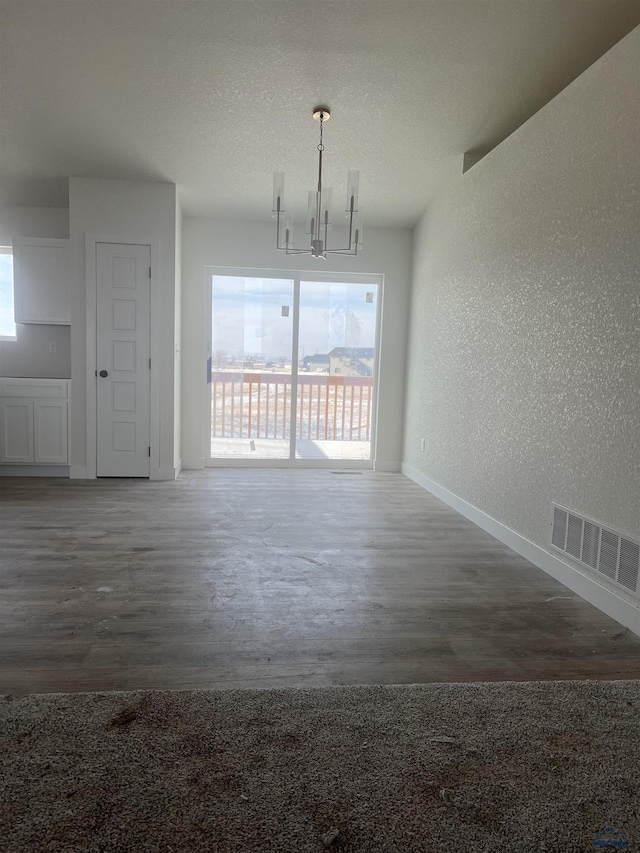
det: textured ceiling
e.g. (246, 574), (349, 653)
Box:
(1, 1), (639, 228)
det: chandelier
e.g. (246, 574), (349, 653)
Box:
(272, 108), (362, 258)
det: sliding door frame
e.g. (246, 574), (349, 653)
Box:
(204, 265), (383, 469)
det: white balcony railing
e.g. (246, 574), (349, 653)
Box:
(211, 371), (373, 442)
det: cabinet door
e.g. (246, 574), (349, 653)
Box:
(0, 399), (34, 462)
(34, 400), (68, 463)
(13, 238), (71, 324)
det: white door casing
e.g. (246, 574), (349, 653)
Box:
(96, 243), (151, 477)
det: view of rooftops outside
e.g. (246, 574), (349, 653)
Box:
(210, 276), (378, 462)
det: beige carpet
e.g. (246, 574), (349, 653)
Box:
(1, 681), (639, 852)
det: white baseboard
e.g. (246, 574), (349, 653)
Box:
(1, 465), (70, 478)
(401, 463), (640, 637)
(373, 460), (401, 472)
(155, 466), (180, 481)
(70, 465), (89, 479)
(182, 457), (205, 470)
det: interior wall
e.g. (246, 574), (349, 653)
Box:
(68, 178), (177, 478)
(404, 28), (640, 549)
(0, 206), (71, 378)
(181, 218), (412, 470)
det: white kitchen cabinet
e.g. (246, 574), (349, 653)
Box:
(0, 399), (34, 462)
(0, 379), (70, 468)
(12, 237), (71, 324)
(34, 399), (68, 463)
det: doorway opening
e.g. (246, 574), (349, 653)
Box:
(205, 269), (382, 467)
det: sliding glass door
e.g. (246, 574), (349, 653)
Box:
(209, 276), (294, 460)
(207, 270), (380, 466)
(296, 281), (377, 461)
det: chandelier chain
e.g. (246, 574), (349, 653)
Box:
(318, 112), (325, 152)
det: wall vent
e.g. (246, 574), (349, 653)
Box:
(551, 504), (639, 599)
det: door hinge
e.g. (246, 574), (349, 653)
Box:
(148, 446), (151, 457)
(149, 358), (151, 369)
(149, 266), (151, 278)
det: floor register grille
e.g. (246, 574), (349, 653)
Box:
(551, 504), (639, 598)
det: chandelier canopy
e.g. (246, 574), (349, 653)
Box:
(272, 108), (363, 259)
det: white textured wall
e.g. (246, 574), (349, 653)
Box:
(404, 27), (640, 546)
(181, 218), (412, 469)
(0, 206), (69, 243)
(0, 206), (71, 378)
(68, 178), (177, 477)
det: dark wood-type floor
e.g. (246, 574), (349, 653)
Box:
(1, 470), (639, 695)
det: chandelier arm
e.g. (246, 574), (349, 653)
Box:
(320, 208), (358, 254)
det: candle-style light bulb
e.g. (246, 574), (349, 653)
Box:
(283, 213), (294, 248)
(345, 170), (359, 215)
(306, 191), (318, 236)
(353, 208), (364, 247)
(321, 187), (333, 230)
(272, 171), (285, 214)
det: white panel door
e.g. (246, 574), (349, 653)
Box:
(0, 399), (34, 463)
(96, 243), (151, 477)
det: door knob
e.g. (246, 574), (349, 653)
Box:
(99, 370), (108, 378)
